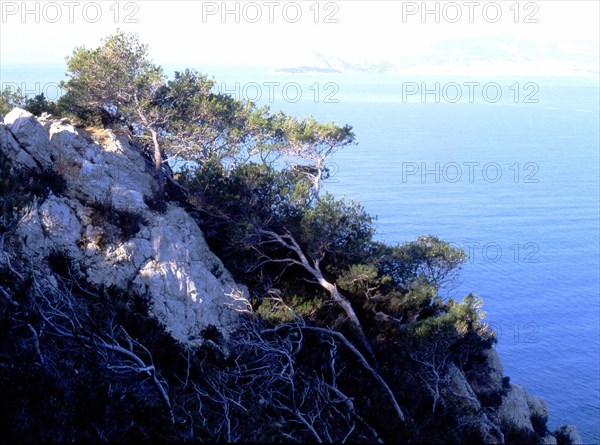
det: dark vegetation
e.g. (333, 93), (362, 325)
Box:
(0, 32), (518, 443)
(89, 195), (148, 247)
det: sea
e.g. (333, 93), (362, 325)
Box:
(2, 64), (598, 442)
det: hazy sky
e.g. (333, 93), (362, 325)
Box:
(0, 1), (598, 75)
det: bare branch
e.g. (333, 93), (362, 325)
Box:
(301, 326), (405, 423)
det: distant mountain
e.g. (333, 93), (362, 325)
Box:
(274, 38), (599, 76)
(275, 65), (342, 74)
(274, 53), (395, 74)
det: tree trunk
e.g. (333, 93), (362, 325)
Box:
(150, 128), (164, 193)
(260, 229), (377, 365)
(319, 278), (376, 363)
(313, 159), (323, 200)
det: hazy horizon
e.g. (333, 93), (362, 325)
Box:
(1, 1), (598, 77)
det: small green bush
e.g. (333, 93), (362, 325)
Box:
(24, 94), (58, 117)
(256, 297), (296, 324)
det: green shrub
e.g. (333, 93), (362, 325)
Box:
(0, 85), (26, 117)
(256, 297), (296, 324)
(24, 94), (58, 117)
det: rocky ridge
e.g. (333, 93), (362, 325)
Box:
(0, 108), (249, 347)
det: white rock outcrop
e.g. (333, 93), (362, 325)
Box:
(0, 108), (249, 346)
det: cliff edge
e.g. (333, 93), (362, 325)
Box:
(0, 108), (582, 443)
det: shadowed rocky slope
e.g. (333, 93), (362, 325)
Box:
(0, 108), (583, 444)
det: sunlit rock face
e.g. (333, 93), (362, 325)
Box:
(1, 108), (249, 346)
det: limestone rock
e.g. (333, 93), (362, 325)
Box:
(447, 363), (481, 412)
(465, 347), (505, 403)
(0, 123), (39, 170)
(4, 108), (53, 168)
(497, 384), (533, 431)
(38, 196), (84, 257)
(554, 425), (583, 445)
(1, 108), (250, 347)
(492, 383), (552, 441)
(471, 414), (505, 444)
(526, 390), (549, 431)
(540, 434), (558, 445)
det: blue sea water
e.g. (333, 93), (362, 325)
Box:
(279, 75), (600, 442)
(1, 65), (599, 442)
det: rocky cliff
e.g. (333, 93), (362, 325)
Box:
(0, 108), (582, 444)
(1, 108), (249, 347)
